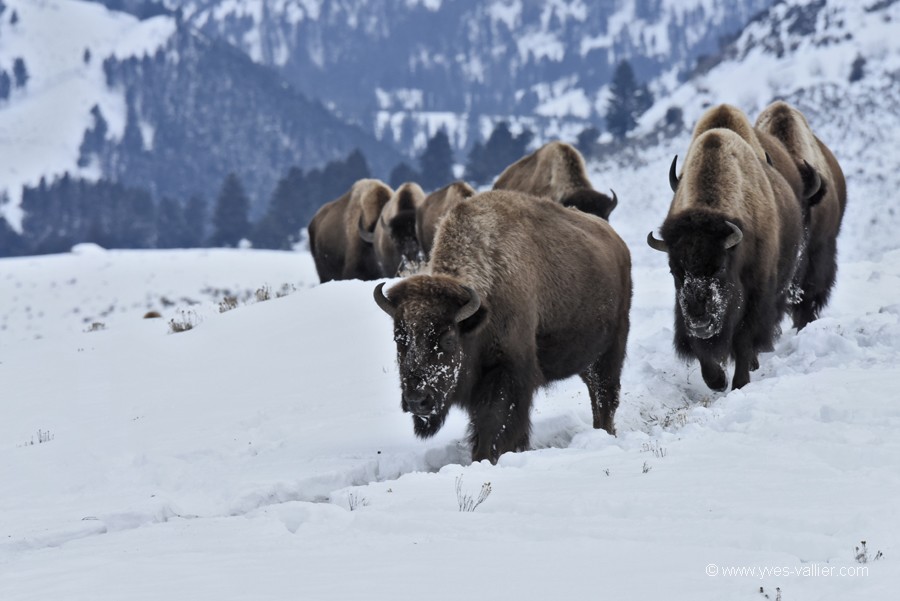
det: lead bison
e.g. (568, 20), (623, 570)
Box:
(755, 101), (847, 329)
(493, 141), (618, 220)
(307, 179), (392, 283)
(648, 121), (803, 391)
(415, 181), (476, 258)
(365, 182), (426, 277)
(374, 190), (632, 463)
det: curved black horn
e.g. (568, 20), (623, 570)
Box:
(608, 189), (618, 212)
(801, 160), (823, 203)
(373, 282), (396, 317)
(358, 215), (375, 244)
(455, 286), (481, 323)
(669, 155), (680, 193)
(646, 231), (668, 253)
(723, 221), (743, 249)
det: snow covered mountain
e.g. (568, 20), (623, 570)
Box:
(0, 0), (404, 230)
(152, 0), (777, 151)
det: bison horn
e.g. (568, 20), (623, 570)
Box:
(373, 282), (396, 317)
(358, 215), (375, 244)
(455, 286), (481, 323)
(608, 189), (618, 211)
(801, 160), (823, 203)
(724, 221), (743, 249)
(646, 231), (668, 253)
(668, 155), (680, 192)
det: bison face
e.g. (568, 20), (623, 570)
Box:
(374, 280), (485, 437)
(649, 214), (744, 340)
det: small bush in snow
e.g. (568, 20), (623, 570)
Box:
(255, 285), (271, 302)
(642, 440), (667, 459)
(855, 540), (883, 563)
(84, 321), (106, 332)
(218, 296), (238, 313)
(276, 283), (295, 298)
(758, 586), (782, 600)
(347, 493), (369, 511)
(456, 475), (491, 512)
(642, 461), (652, 474)
(21, 429), (54, 446)
(168, 310), (199, 333)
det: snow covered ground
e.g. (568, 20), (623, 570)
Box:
(1, 207), (898, 599)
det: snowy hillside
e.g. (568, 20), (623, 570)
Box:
(1, 238), (898, 598)
(592, 0), (900, 264)
(0, 0), (175, 228)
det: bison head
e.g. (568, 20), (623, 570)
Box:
(374, 277), (486, 437)
(648, 212), (744, 340)
(560, 189), (618, 221)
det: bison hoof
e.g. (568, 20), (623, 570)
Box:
(700, 363), (728, 391)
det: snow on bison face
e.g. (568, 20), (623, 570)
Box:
(374, 280), (483, 438)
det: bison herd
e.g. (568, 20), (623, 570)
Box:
(308, 101), (846, 464)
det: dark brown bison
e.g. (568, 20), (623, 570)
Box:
(374, 190), (632, 464)
(307, 179), (392, 283)
(648, 123), (803, 391)
(364, 182), (426, 277)
(415, 181), (476, 258)
(492, 141), (618, 220)
(755, 101), (847, 329)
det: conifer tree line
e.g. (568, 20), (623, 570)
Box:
(0, 57), (655, 258)
(0, 150), (371, 257)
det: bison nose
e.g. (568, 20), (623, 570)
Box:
(404, 391), (434, 415)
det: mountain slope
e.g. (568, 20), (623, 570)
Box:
(161, 0), (777, 152)
(0, 0), (405, 227)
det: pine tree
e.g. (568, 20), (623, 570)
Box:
(78, 105), (109, 167)
(464, 122), (534, 186)
(156, 197), (190, 248)
(184, 194), (207, 246)
(12, 57), (28, 88)
(252, 166), (306, 249)
(418, 129), (454, 191)
(576, 126), (601, 160)
(605, 60), (654, 140)
(0, 70), (10, 101)
(209, 173), (251, 247)
(389, 162), (419, 189)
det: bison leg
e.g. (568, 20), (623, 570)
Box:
(699, 357), (728, 391)
(580, 336), (627, 436)
(792, 238), (838, 330)
(467, 365), (534, 464)
(731, 325), (757, 390)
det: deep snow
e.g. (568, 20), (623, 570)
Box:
(1, 231), (898, 599)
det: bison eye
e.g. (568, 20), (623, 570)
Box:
(438, 330), (458, 352)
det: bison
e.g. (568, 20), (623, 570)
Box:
(363, 182), (426, 277)
(690, 104), (824, 216)
(755, 101), (847, 329)
(415, 181), (476, 259)
(648, 121), (803, 391)
(307, 179), (392, 283)
(493, 141), (618, 220)
(374, 190), (632, 464)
